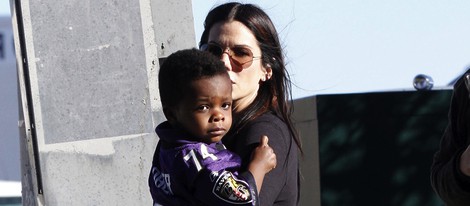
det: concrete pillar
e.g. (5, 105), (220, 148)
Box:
(11, 0), (195, 205)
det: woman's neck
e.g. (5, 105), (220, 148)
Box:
(232, 91), (258, 113)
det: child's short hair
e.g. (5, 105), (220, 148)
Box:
(158, 48), (228, 109)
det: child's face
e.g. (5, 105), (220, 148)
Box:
(173, 74), (232, 144)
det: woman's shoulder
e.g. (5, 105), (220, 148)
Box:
(249, 112), (288, 130)
(251, 112), (287, 127)
(241, 112), (290, 143)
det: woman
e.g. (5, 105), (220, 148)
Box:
(199, 2), (302, 205)
(431, 69), (470, 205)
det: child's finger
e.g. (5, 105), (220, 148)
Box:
(260, 135), (269, 146)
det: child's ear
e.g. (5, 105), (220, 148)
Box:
(163, 107), (177, 124)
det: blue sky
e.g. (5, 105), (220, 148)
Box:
(0, 1), (9, 16)
(3, 0), (470, 99)
(193, 0), (470, 99)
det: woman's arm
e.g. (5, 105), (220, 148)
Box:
(431, 128), (470, 205)
(229, 114), (300, 206)
(430, 74), (470, 205)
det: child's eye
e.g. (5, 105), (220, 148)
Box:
(222, 103), (231, 110)
(197, 105), (210, 111)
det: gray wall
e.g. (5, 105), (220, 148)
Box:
(292, 96), (321, 206)
(12, 0), (195, 205)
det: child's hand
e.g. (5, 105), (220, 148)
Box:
(251, 135), (277, 173)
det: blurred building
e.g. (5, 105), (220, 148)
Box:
(0, 15), (22, 205)
(0, 16), (20, 182)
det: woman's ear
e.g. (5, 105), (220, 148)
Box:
(266, 67), (273, 80)
(262, 64), (273, 81)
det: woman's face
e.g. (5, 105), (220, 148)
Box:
(207, 21), (271, 112)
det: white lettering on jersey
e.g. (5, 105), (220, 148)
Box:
(183, 144), (218, 172)
(152, 167), (173, 195)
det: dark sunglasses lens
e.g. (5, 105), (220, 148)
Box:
(207, 44), (223, 56)
(203, 44), (255, 68)
(231, 48), (253, 65)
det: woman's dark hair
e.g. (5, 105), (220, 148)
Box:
(158, 48), (228, 110)
(200, 2), (302, 153)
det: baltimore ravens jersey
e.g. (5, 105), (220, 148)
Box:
(149, 121), (259, 206)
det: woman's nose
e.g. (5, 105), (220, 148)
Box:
(220, 53), (232, 71)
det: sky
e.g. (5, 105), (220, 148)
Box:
(193, 0), (470, 99)
(2, 0), (470, 99)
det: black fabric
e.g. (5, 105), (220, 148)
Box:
(431, 69), (470, 206)
(223, 112), (299, 206)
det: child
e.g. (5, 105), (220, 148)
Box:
(148, 48), (276, 206)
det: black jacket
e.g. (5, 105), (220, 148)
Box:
(223, 112), (299, 206)
(431, 69), (470, 205)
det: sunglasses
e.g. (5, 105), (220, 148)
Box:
(201, 43), (261, 69)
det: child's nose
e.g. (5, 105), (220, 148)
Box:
(211, 111), (225, 122)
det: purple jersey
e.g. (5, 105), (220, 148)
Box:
(149, 121), (259, 206)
